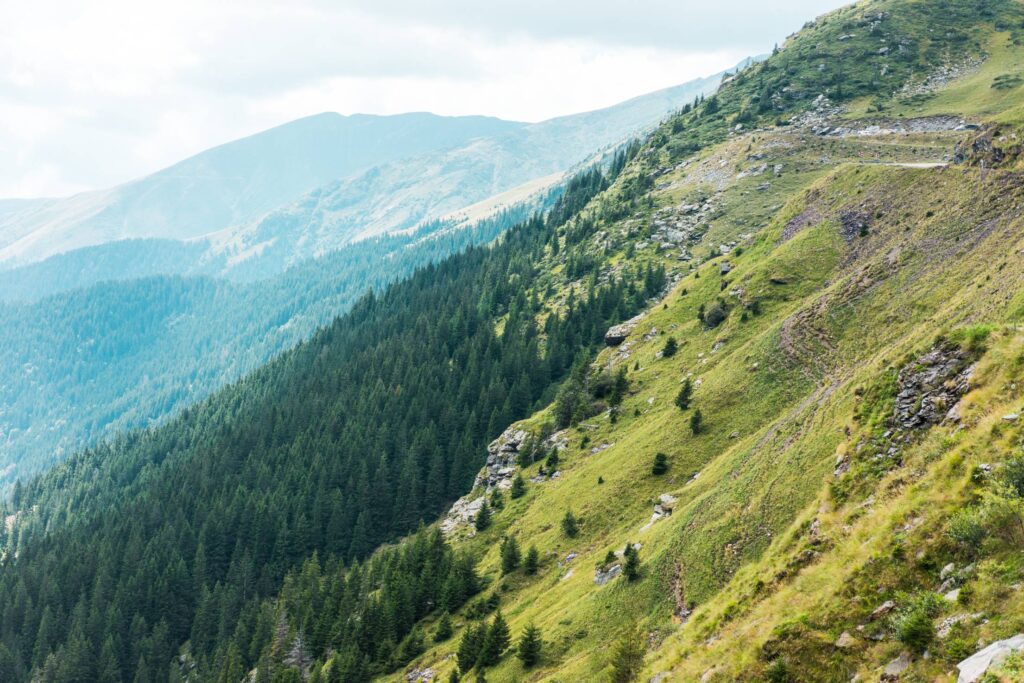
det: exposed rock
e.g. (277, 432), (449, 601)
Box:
(937, 613), (981, 640)
(406, 666), (435, 682)
(719, 261), (733, 275)
(956, 634), (1024, 683)
(605, 313), (645, 346)
(882, 651), (912, 679)
(891, 344), (974, 432)
(440, 495), (485, 536)
(1003, 413), (1020, 422)
(835, 631), (857, 648)
(594, 564), (622, 585)
(871, 600), (896, 620)
(944, 588), (961, 602)
(474, 426), (529, 490)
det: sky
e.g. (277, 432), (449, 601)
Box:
(0, 0), (848, 198)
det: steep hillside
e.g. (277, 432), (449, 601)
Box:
(4, 0), (1024, 682)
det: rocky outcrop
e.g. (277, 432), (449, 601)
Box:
(605, 313), (646, 346)
(405, 666), (435, 682)
(891, 343), (974, 432)
(474, 426), (530, 490)
(440, 495), (485, 536)
(957, 634), (1024, 683)
(640, 493), (678, 532)
(594, 564), (622, 585)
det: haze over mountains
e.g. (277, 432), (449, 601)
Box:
(0, 67), (731, 484)
(0, 69), (732, 300)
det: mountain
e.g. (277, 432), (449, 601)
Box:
(0, 70), (730, 299)
(0, 73), (729, 480)
(0, 112), (522, 270)
(5, 0), (1024, 682)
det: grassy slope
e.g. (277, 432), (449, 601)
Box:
(375, 2), (1024, 681)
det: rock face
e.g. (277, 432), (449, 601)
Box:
(594, 564), (622, 585)
(605, 313), (646, 346)
(882, 651), (912, 679)
(892, 344), (973, 432)
(956, 634), (1024, 683)
(440, 495), (485, 536)
(405, 666), (435, 682)
(474, 426), (529, 490)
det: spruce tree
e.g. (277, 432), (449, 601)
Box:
(509, 474), (526, 499)
(458, 624), (484, 674)
(434, 612), (454, 642)
(545, 447), (560, 471)
(517, 623), (543, 668)
(674, 379), (692, 411)
(500, 536), (521, 575)
(662, 336), (678, 358)
(651, 452), (668, 475)
(689, 409), (703, 435)
(524, 546), (539, 575)
(561, 510), (579, 538)
(623, 544), (640, 582)
(609, 368), (629, 407)
(474, 501), (492, 532)
(478, 612), (511, 667)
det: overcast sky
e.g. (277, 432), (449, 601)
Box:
(0, 0), (848, 198)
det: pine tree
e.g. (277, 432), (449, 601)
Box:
(434, 612), (454, 642)
(490, 489), (504, 510)
(474, 501), (492, 532)
(524, 546), (539, 575)
(477, 612), (511, 667)
(561, 510), (579, 538)
(662, 336), (678, 358)
(651, 452), (669, 475)
(610, 624), (645, 683)
(517, 623), (543, 668)
(674, 379), (692, 411)
(500, 536), (521, 575)
(689, 409), (703, 435)
(509, 474), (526, 499)
(545, 447), (559, 471)
(457, 624), (484, 674)
(623, 544), (641, 582)
(609, 368), (629, 407)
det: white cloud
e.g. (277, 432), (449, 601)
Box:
(0, 0), (848, 197)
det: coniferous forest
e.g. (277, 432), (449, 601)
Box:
(0, 151), (664, 681)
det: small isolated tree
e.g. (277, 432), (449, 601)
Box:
(509, 474), (526, 499)
(545, 448), (560, 471)
(610, 368), (629, 407)
(610, 624), (645, 683)
(490, 489), (504, 510)
(651, 453), (669, 476)
(703, 302), (727, 328)
(689, 409), (703, 436)
(603, 550), (617, 568)
(500, 536), (521, 575)
(434, 612), (454, 642)
(662, 336), (678, 358)
(623, 544), (640, 581)
(561, 510), (579, 538)
(517, 624), (543, 668)
(524, 545), (539, 575)
(458, 624), (485, 674)
(675, 379), (692, 411)
(474, 501), (492, 532)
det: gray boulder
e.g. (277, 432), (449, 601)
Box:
(957, 634), (1024, 683)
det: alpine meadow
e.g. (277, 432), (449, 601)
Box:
(3, 0), (1024, 682)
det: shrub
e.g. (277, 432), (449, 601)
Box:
(946, 508), (987, 553)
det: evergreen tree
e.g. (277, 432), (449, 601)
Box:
(545, 447), (560, 471)
(524, 546), (539, 575)
(674, 379), (692, 411)
(689, 409), (703, 435)
(651, 452), (669, 476)
(500, 536), (521, 575)
(477, 612), (511, 667)
(662, 336), (678, 358)
(490, 489), (504, 511)
(561, 510), (579, 538)
(623, 544), (641, 582)
(609, 368), (629, 407)
(517, 623), (543, 668)
(509, 474), (526, 499)
(610, 624), (645, 683)
(457, 624), (485, 674)
(434, 612), (454, 643)
(474, 502), (492, 532)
